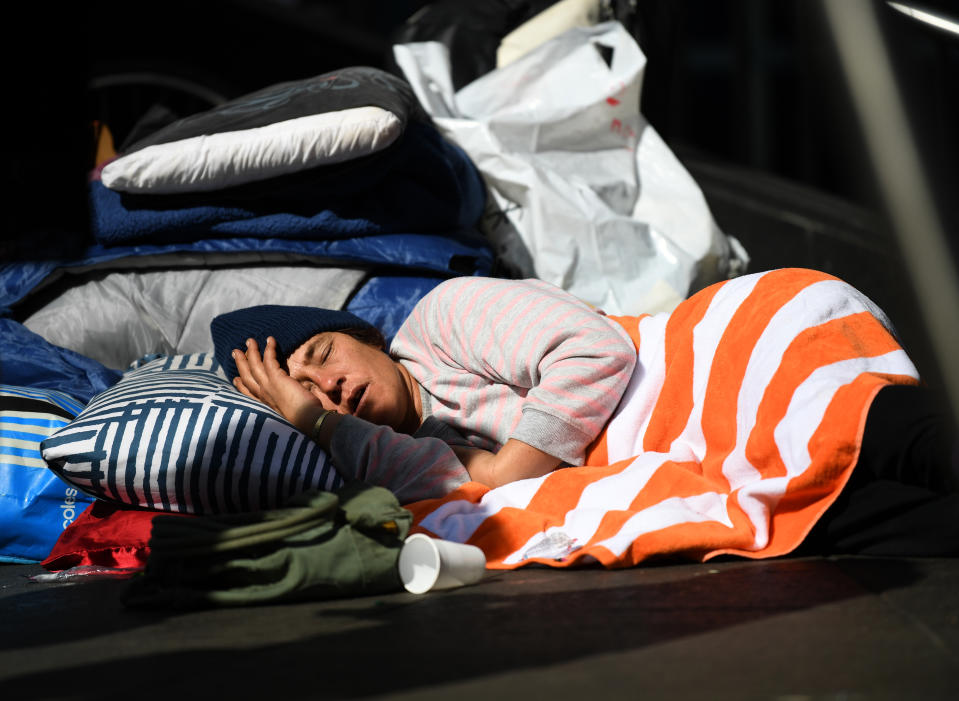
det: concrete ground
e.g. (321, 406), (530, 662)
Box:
(1, 556), (958, 700)
(2, 161), (957, 700)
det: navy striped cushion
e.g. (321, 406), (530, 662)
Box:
(41, 354), (343, 514)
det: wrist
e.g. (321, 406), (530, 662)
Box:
(296, 405), (328, 436)
(309, 410), (343, 449)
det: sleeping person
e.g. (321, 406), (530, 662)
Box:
(211, 269), (958, 556)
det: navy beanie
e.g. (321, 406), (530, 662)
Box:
(211, 305), (376, 381)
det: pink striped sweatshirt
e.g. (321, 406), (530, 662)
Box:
(328, 277), (637, 503)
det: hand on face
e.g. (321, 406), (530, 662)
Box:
(285, 331), (420, 434)
(232, 337), (325, 435)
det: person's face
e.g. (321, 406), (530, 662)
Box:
(286, 332), (415, 432)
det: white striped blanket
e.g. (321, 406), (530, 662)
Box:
(406, 269), (920, 568)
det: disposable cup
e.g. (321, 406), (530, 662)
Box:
(397, 533), (486, 594)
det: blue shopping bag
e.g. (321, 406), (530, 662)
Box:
(1, 385), (94, 563)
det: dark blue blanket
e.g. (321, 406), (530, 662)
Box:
(0, 231), (493, 317)
(91, 121), (487, 247)
(2, 109), (495, 398)
(0, 319), (120, 403)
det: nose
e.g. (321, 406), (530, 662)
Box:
(308, 367), (347, 409)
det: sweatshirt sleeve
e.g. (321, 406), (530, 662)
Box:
(329, 415), (470, 503)
(391, 277), (638, 463)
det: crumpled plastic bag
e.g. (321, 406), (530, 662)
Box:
(394, 20), (748, 315)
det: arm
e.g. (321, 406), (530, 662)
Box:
(232, 337), (469, 501)
(232, 337), (553, 493)
(453, 439), (561, 488)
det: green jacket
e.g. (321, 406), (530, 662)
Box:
(124, 482), (411, 608)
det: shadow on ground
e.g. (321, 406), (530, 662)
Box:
(0, 556), (929, 699)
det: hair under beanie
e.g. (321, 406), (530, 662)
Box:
(211, 305), (376, 381)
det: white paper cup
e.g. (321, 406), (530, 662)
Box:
(397, 533), (486, 594)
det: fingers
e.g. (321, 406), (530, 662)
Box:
(261, 336), (282, 371)
(233, 375), (256, 399)
(230, 337), (322, 427)
(244, 337), (282, 386)
(246, 337), (288, 392)
(232, 336), (297, 397)
(232, 338), (265, 397)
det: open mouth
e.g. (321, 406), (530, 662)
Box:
(348, 384), (367, 416)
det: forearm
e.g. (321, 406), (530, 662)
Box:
(307, 408), (343, 449)
(508, 407), (597, 467)
(457, 438), (562, 488)
(326, 415), (470, 503)
(313, 412), (560, 494)
(232, 339), (469, 502)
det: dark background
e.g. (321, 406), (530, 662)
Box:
(7, 0), (957, 245)
(4, 0), (958, 383)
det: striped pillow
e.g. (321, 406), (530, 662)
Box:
(1, 385), (93, 563)
(41, 354), (343, 515)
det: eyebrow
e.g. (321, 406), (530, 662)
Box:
(301, 334), (332, 365)
(285, 336), (321, 377)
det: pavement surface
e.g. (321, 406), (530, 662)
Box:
(1, 556), (958, 700)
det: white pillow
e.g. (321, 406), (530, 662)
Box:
(100, 67), (420, 194)
(101, 107), (402, 194)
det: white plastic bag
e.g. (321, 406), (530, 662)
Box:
(395, 21), (747, 315)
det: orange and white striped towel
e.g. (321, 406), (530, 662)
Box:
(405, 269), (920, 568)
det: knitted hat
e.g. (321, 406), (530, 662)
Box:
(211, 305), (376, 381)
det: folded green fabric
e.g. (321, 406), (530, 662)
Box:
(123, 482), (411, 608)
